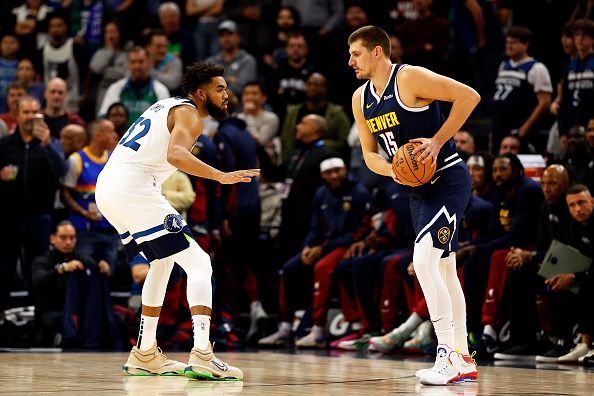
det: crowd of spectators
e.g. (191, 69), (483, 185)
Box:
(0, 0), (593, 367)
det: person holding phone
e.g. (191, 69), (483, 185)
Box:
(0, 96), (66, 310)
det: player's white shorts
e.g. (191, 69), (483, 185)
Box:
(95, 166), (192, 261)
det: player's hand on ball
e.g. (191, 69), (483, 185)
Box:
(410, 137), (440, 168)
(390, 168), (404, 184)
(219, 169), (260, 184)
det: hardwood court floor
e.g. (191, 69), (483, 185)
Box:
(1, 350), (593, 395)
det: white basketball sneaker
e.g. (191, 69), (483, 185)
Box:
(419, 345), (475, 385)
(416, 350), (478, 382)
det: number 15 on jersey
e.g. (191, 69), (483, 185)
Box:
(379, 131), (398, 156)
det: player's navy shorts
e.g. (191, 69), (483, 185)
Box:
(409, 161), (471, 253)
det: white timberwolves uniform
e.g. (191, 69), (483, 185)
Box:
(96, 97), (197, 261)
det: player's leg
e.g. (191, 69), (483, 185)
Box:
(170, 238), (243, 380)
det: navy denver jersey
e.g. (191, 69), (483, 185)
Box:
(361, 64), (461, 172)
(361, 64), (471, 252)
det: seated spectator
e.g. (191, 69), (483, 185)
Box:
(158, 2), (196, 67)
(162, 170), (196, 220)
(11, 0), (53, 59)
(586, 117), (594, 152)
(15, 58), (45, 105)
(32, 221), (120, 349)
(0, 33), (20, 114)
(258, 157), (371, 347)
(98, 47), (170, 126)
(280, 72), (350, 162)
(499, 134), (521, 155)
(42, 77), (85, 139)
(88, 21), (129, 115)
(454, 130), (476, 159)
(467, 152), (494, 201)
(563, 125), (594, 189)
(59, 124), (87, 158)
(145, 29), (183, 95)
(0, 81), (28, 133)
(206, 20), (257, 96)
(261, 6), (300, 71)
(237, 81), (279, 150)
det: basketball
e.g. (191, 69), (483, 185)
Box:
(391, 142), (436, 187)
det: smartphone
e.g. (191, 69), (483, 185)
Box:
(32, 113), (44, 128)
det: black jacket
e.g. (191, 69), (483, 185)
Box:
(0, 129), (65, 219)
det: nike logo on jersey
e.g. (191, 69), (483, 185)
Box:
(430, 176), (441, 184)
(366, 102), (374, 109)
(365, 111), (400, 133)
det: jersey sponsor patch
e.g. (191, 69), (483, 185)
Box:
(164, 213), (184, 233)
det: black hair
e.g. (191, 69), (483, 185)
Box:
(348, 25), (391, 58)
(277, 5), (301, 30)
(181, 62), (225, 97)
(573, 18), (594, 37)
(107, 102), (129, 116)
(494, 153), (525, 182)
(53, 220), (74, 234)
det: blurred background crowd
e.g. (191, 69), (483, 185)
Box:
(1, 0), (594, 367)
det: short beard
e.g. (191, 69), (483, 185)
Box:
(205, 97), (229, 121)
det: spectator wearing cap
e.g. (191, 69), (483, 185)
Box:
(206, 20), (257, 96)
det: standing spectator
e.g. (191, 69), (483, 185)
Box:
(37, 12), (87, 113)
(491, 27), (553, 153)
(61, 119), (119, 269)
(42, 77), (85, 139)
(396, 0), (448, 74)
(70, 0), (105, 56)
(185, 0), (224, 60)
(0, 81), (27, 133)
(32, 220), (120, 349)
(499, 134), (521, 155)
(145, 29), (183, 95)
(88, 21), (129, 115)
(0, 96), (65, 308)
(206, 20), (257, 96)
(98, 47), (170, 125)
(11, 0), (53, 59)
(272, 32), (316, 118)
(280, 72), (350, 162)
(15, 58), (45, 105)
(237, 81), (279, 149)
(557, 19), (594, 145)
(0, 33), (20, 114)
(261, 6), (300, 72)
(281, 0), (343, 71)
(158, 2), (197, 66)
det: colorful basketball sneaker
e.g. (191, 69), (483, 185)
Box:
(122, 342), (186, 376)
(367, 326), (407, 353)
(185, 343), (243, 381)
(416, 350), (478, 382)
(419, 345), (473, 385)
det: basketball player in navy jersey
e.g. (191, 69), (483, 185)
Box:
(348, 26), (480, 385)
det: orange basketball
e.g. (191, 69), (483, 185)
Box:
(391, 142), (436, 187)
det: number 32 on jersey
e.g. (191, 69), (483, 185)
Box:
(119, 117), (152, 151)
(379, 131), (398, 156)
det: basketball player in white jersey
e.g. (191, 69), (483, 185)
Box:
(348, 26), (480, 385)
(96, 62), (258, 380)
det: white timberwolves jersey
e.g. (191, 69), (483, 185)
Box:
(106, 97), (197, 184)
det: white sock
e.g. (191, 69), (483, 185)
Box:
(396, 312), (424, 338)
(440, 252), (469, 355)
(192, 315), (211, 350)
(138, 315), (159, 351)
(413, 234), (455, 348)
(311, 325), (324, 336)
